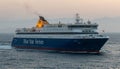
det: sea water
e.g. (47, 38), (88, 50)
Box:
(0, 33), (120, 69)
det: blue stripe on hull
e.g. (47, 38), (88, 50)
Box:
(11, 38), (108, 53)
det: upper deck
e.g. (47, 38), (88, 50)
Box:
(16, 14), (99, 34)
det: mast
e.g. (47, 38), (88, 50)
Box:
(75, 13), (83, 24)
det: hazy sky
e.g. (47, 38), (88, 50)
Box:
(0, 0), (120, 33)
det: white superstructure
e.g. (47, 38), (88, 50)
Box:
(15, 14), (108, 39)
(16, 14), (98, 34)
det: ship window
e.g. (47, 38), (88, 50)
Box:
(68, 25), (97, 28)
(58, 25), (62, 27)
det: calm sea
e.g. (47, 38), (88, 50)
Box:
(0, 33), (120, 69)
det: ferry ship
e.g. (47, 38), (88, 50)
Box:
(11, 14), (109, 53)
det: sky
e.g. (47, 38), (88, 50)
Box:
(0, 0), (120, 33)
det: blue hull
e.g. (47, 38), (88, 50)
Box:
(11, 38), (108, 53)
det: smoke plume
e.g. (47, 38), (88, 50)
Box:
(24, 3), (41, 16)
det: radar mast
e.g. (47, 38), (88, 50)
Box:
(75, 13), (83, 24)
